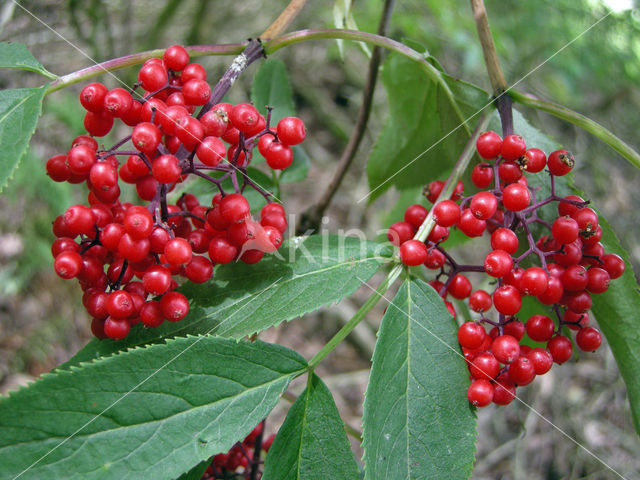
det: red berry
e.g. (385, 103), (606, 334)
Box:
(132, 122), (162, 154)
(448, 274), (472, 299)
(492, 376), (516, 405)
(104, 316), (131, 339)
(106, 290), (135, 319)
(491, 334), (520, 364)
(138, 61), (169, 92)
(425, 180), (444, 203)
(399, 240), (428, 266)
(184, 256), (214, 283)
(220, 193), (250, 223)
(424, 248), (446, 269)
(552, 216), (579, 245)
(457, 208), (486, 237)
(79, 82), (108, 113)
(469, 290), (492, 313)
(84, 110), (113, 136)
(520, 267), (548, 296)
(142, 265), (172, 295)
(404, 204), (428, 229)
(547, 335), (573, 364)
(490, 228), (518, 254)
(276, 117), (306, 145)
(164, 237), (193, 265)
(471, 162), (494, 188)
(54, 251), (83, 279)
(470, 192), (498, 220)
(558, 195), (585, 217)
(601, 253), (625, 279)
(160, 291), (189, 322)
(68, 144), (97, 176)
(475, 131), (502, 159)
(265, 142), (294, 170)
(493, 284), (521, 315)
(433, 200), (460, 227)
(182, 79), (211, 106)
(586, 267), (610, 294)
(525, 314), (555, 342)
(498, 161), (523, 184)
(537, 276), (564, 305)
(229, 103), (260, 134)
(547, 150), (575, 176)
(152, 154), (182, 184)
(562, 264), (588, 291)
(469, 352), (500, 380)
(457, 322), (486, 349)
(576, 327), (602, 352)
(507, 357), (535, 386)
(500, 134), (526, 161)
(501, 183), (530, 211)
(163, 45), (190, 71)
(504, 320), (525, 341)
(387, 221), (415, 246)
(104, 88), (133, 118)
(196, 136), (226, 167)
(527, 348), (553, 375)
(484, 250), (513, 278)
(140, 301), (164, 328)
(467, 379), (494, 407)
(208, 236), (238, 264)
(523, 148), (546, 173)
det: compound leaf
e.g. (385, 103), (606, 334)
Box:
(0, 336), (306, 480)
(0, 86), (46, 192)
(263, 373), (360, 480)
(0, 42), (56, 78)
(363, 278), (476, 480)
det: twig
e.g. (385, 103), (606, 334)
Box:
(297, 0), (396, 234)
(260, 0), (308, 40)
(470, 0), (507, 95)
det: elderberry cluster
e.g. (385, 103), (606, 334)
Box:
(46, 45), (306, 340)
(201, 423), (275, 479)
(388, 131), (625, 407)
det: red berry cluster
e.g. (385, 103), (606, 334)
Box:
(46, 45), (306, 340)
(201, 422), (275, 479)
(388, 131), (625, 407)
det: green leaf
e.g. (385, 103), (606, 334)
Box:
(0, 336), (306, 480)
(366, 53), (489, 201)
(263, 373), (360, 480)
(363, 278), (476, 480)
(176, 460), (210, 480)
(584, 211), (640, 435)
(65, 235), (390, 367)
(0, 42), (56, 79)
(0, 87), (47, 192)
(251, 58), (295, 124)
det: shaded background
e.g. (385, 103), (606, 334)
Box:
(0, 1), (639, 478)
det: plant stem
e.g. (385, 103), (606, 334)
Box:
(264, 29), (470, 135)
(261, 0), (308, 40)
(298, 0), (396, 234)
(45, 44), (245, 95)
(510, 89), (640, 170)
(470, 0), (506, 95)
(308, 264), (403, 369)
